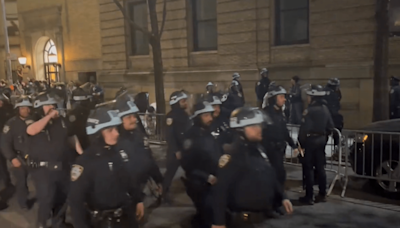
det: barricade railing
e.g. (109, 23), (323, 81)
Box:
(285, 124), (345, 196)
(341, 129), (400, 197)
(138, 112), (166, 145)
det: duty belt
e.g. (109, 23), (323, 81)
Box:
(90, 207), (124, 222)
(28, 161), (63, 170)
(230, 211), (269, 224)
(306, 132), (326, 137)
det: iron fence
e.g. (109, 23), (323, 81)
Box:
(138, 112), (166, 145)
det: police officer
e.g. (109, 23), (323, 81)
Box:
(162, 91), (192, 204)
(289, 76), (303, 124)
(181, 101), (221, 228)
(205, 95), (231, 146)
(91, 84), (104, 105)
(67, 88), (93, 151)
(324, 78), (343, 148)
(206, 82), (215, 95)
(26, 92), (83, 227)
(211, 107), (293, 228)
(390, 76), (400, 119)
(115, 93), (163, 190)
(1, 96), (32, 210)
(0, 92), (14, 191)
(69, 106), (144, 228)
(298, 85), (335, 205)
(255, 68), (270, 108)
(262, 84), (298, 189)
(230, 72), (245, 102)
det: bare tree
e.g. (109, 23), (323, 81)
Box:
(113, 0), (167, 114)
(373, 0), (390, 121)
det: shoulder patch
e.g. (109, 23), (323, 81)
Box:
(391, 89), (394, 94)
(2, 125), (9, 134)
(166, 118), (173, 126)
(69, 115), (76, 122)
(257, 81), (260, 86)
(25, 120), (34, 126)
(71, 165), (84, 181)
(119, 150), (129, 162)
(183, 139), (192, 150)
(219, 154), (231, 168)
(221, 94), (228, 102)
(302, 109), (308, 116)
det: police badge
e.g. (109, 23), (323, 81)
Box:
(2, 125), (9, 134)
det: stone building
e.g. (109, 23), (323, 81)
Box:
(3, 0), (400, 128)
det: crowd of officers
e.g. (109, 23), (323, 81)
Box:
(0, 70), (341, 228)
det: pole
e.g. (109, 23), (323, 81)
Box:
(0, 0), (12, 84)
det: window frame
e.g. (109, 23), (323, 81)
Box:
(191, 0), (218, 52)
(274, 0), (309, 46)
(127, 0), (150, 56)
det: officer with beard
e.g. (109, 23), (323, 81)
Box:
(1, 96), (33, 210)
(25, 92), (83, 228)
(162, 91), (192, 204)
(211, 107), (293, 228)
(69, 106), (144, 228)
(181, 101), (221, 228)
(115, 93), (163, 191)
(262, 84), (298, 192)
(298, 85), (334, 205)
(205, 95), (231, 146)
(0, 93), (14, 192)
(67, 88), (93, 151)
(255, 68), (270, 108)
(230, 72), (245, 103)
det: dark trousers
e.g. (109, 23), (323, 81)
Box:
(31, 168), (69, 227)
(184, 180), (211, 228)
(0, 152), (12, 187)
(303, 136), (327, 199)
(265, 146), (286, 187)
(12, 166), (29, 207)
(290, 102), (303, 125)
(162, 153), (180, 196)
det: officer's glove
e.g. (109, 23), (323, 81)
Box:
(136, 202), (145, 221)
(282, 199), (293, 214)
(175, 151), (182, 160)
(207, 175), (217, 185)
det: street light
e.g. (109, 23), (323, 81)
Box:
(18, 57), (31, 69)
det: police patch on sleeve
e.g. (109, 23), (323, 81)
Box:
(257, 82), (260, 86)
(302, 109), (308, 116)
(71, 165), (84, 181)
(2, 125), (9, 134)
(221, 94), (228, 102)
(25, 120), (34, 126)
(391, 89), (394, 94)
(69, 115), (76, 123)
(183, 139), (192, 150)
(218, 154), (231, 168)
(166, 118), (173, 126)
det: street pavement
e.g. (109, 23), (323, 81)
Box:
(0, 145), (399, 228)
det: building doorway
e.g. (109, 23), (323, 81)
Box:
(43, 39), (60, 83)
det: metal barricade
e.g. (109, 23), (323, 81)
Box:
(341, 129), (400, 197)
(285, 124), (345, 196)
(138, 112), (166, 145)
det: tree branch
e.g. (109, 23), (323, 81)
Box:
(112, 0), (151, 36)
(158, 0), (167, 37)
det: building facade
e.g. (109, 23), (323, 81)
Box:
(7, 0), (400, 128)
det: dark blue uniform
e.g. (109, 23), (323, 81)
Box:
(69, 142), (143, 228)
(298, 99), (334, 202)
(212, 136), (286, 227)
(1, 116), (30, 208)
(26, 115), (73, 227)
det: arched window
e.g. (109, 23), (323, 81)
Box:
(44, 39), (57, 63)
